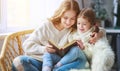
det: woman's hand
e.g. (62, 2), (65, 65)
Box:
(45, 44), (56, 53)
(76, 40), (84, 50)
(89, 31), (102, 44)
(89, 25), (104, 44)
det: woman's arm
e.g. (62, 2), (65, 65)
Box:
(23, 28), (48, 55)
(89, 27), (106, 44)
(23, 21), (56, 55)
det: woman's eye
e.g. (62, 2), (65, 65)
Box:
(71, 18), (75, 20)
(63, 17), (67, 19)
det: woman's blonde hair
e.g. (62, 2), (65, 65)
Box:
(77, 8), (96, 25)
(50, 0), (80, 28)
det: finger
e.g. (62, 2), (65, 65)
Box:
(76, 40), (82, 44)
(77, 41), (81, 45)
(90, 32), (95, 37)
(46, 47), (50, 52)
(47, 44), (53, 48)
(49, 48), (56, 53)
(88, 40), (93, 44)
(52, 49), (56, 52)
(89, 40), (95, 45)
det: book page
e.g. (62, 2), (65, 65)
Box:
(62, 40), (76, 49)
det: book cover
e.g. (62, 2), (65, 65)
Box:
(48, 40), (77, 56)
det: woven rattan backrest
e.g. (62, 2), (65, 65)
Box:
(0, 29), (33, 71)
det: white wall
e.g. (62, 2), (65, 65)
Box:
(29, 0), (63, 28)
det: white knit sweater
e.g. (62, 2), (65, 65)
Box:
(68, 27), (110, 60)
(69, 28), (114, 71)
(23, 19), (73, 61)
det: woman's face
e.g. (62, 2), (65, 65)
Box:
(77, 17), (92, 33)
(61, 10), (76, 29)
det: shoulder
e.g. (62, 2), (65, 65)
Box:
(99, 27), (106, 32)
(68, 30), (77, 41)
(40, 19), (52, 27)
(30, 19), (53, 36)
(71, 29), (77, 34)
(69, 29), (77, 38)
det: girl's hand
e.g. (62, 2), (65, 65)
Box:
(76, 40), (85, 50)
(45, 44), (56, 53)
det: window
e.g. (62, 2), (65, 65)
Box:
(0, 0), (1, 25)
(0, 0), (63, 33)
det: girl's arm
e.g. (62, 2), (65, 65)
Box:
(76, 40), (85, 50)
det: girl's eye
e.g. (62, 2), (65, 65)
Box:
(83, 23), (86, 25)
(77, 23), (80, 25)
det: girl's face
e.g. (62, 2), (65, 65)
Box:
(61, 10), (76, 29)
(77, 17), (92, 33)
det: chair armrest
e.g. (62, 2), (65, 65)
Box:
(0, 29), (33, 71)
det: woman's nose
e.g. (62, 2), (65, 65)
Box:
(66, 19), (70, 24)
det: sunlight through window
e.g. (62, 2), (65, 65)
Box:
(0, 0), (63, 33)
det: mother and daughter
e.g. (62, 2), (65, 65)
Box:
(12, 0), (114, 71)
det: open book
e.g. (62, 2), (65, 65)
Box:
(48, 40), (77, 56)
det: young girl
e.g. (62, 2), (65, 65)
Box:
(69, 8), (115, 71)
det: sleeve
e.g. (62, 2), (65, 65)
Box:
(23, 21), (49, 55)
(99, 27), (106, 37)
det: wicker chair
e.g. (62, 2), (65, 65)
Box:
(0, 29), (33, 71)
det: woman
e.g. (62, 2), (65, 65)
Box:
(12, 0), (104, 71)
